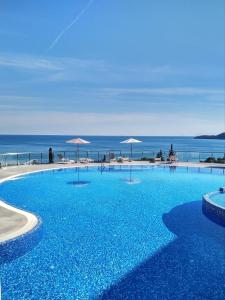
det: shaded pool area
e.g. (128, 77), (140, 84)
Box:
(100, 201), (225, 299)
(0, 166), (225, 299)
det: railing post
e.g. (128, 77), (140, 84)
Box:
(16, 154), (19, 166)
(41, 152), (43, 164)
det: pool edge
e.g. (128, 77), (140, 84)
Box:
(0, 199), (39, 243)
(202, 190), (225, 227)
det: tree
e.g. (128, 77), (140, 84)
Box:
(169, 144), (175, 157)
(156, 149), (164, 161)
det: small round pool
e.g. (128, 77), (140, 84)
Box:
(0, 166), (225, 299)
(203, 188), (225, 228)
(210, 192), (225, 207)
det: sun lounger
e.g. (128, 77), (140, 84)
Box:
(23, 159), (39, 165)
(110, 158), (117, 163)
(79, 158), (94, 164)
(154, 157), (162, 162)
(117, 156), (130, 163)
(58, 157), (75, 164)
(109, 152), (117, 163)
(57, 153), (75, 164)
(58, 160), (74, 164)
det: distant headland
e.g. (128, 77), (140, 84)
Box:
(194, 132), (225, 140)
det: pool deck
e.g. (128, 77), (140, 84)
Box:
(0, 161), (224, 243)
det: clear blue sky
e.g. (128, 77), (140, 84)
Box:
(0, 0), (224, 135)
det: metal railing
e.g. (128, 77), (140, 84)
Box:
(0, 150), (225, 168)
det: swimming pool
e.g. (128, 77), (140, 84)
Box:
(210, 192), (225, 207)
(0, 166), (225, 299)
(202, 188), (225, 228)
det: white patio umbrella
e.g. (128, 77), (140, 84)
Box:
(120, 138), (142, 158)
(66, 138), (90, 162)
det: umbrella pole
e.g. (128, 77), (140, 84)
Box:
(130, 166), (132, 182)
(77, 144), (79, 163)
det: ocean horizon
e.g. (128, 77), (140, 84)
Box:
(0, 134), (224, 155)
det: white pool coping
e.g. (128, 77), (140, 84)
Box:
(0, 199), (38, 243)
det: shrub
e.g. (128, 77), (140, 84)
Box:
(204, 157), (225, 164)
(156, 150), (164, 161)
(169, 144), (175, 157)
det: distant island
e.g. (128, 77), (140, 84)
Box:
(195, 132), (225, 140)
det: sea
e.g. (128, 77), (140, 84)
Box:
(0, 135), (225, 154)
(0, 135), (224, 165)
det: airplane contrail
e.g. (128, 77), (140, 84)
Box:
(48, 0), (94, 51)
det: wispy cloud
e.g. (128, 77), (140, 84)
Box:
(0, 54), (62, 70)
(102, 87), (225, 96)
(0, 53), (223, 115)
(48, 0), (94, 51)
(1, 53), (223, 92)
(0, 52), (109, 74)
(0, 83), (223, 117)
(0, 53), (174, 85)
(44, 63), (173, 84)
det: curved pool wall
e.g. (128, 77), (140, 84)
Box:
(0, 217), (42, 264)
(202, 189), (225, 227)
(0, 172), (44, 263)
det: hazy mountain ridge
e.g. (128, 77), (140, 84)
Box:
(195, 132), (225, 140)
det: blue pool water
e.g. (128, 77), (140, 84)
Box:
(0, 166), (225, 299)
(211, 192), (225, 207)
